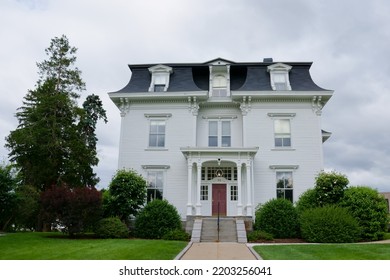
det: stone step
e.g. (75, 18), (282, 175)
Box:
(200, 218), (238, 242)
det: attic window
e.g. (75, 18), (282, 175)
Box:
(212, 75), (228, 97)
(267, 63), (292, 91)
(148, 65), (173, 92)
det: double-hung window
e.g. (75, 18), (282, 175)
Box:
(212, 75), (228, 97)
(276, 171), (293, 202)
(148, 65), (173, 92)
(273, 73), (288, 90)
(208, 120), (231, 147)
(274, 119), (291, 147)
(153, 74), (166, 92)
(267, 63), (292, 91)
(149, 120), (165, 148)
(147, 171), (164, 202)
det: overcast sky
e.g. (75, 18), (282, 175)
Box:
(1, 0), (389, 192)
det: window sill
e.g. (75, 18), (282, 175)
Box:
(145, 148), (169, 151)
(271, 148), (296, 151)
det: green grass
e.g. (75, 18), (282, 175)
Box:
(254, 243), (390, 260)
(0, 232), (188, 260)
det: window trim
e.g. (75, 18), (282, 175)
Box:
(208, 119), (232, 147)
(267, 63), (292, 91)
(148, 119), (166, 148)
(275, 170), (294, 202)
(145, 114), (171, 150)
(148, 64), (173, 92)
(145, 169), (166, 202)
(230, 185), (238, 201)
(209, 64), (231, 98)
(274, 119), (291, 148)
(200, 185), (209, 201)
(268, 113), (295, 149)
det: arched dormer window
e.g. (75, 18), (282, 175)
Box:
(148, 65), (173, 92)
(267, 63), (292, 91)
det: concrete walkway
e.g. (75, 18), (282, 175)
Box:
(176, 242), (261, 260)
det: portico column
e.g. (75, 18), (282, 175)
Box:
(186, 161), (193, 216)
(237, 161), (243, 216)
(196, 161), (202, 216)
(246, 160), (252, 216)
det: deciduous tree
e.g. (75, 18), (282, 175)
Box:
(103, 169), (147, 225)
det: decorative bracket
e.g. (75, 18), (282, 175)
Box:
(188, 96), (199, 116)
(240, 96), (252, 116)
(312, 96), (323, 116)
(119, 97), (130, 117)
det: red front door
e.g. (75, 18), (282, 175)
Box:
(212, 184), (227, 216)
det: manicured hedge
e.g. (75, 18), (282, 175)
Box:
(340, 186), (389, 241)
(300, 206), (361, 243)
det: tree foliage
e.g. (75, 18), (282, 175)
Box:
(314, 171), (349, 206)
(13, 185), (40, 231)
(0, 164), (19, 231)
(40, 185), (102, 236)
(5, 35), (106, 190)
(103, 169), (147, 224)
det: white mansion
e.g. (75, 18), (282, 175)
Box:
(109, 58), (333, 223)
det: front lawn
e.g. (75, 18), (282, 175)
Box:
(0, 232), (188, 260)
(254, 243), (390, 260)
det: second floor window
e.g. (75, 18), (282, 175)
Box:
(274, 119), (291, 147)
(208, 120), (231, 147)
(149, 120), (165, 147)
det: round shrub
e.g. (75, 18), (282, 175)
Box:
(134, 199), (182, 239)
(162, 229), (190, 241)
(254, 199), (299, 238)
(95, 217), (129, 239)
(295, 188), (319, 215)
(339, 186), (389, 241)
(300, 206), (361, 243)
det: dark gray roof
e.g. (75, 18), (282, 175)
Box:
(112, 59), (329, 93)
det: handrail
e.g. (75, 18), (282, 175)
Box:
(217, 202), (220, 242)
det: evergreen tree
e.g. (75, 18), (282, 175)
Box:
(6, 35), (107, 190)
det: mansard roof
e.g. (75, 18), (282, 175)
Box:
(111, 58), (330, 94)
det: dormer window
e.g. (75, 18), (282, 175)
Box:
(267, 63), (292, 91)
(148, 65), (173, 92)
(212, 75), (228, 97)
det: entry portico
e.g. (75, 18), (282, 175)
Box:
(181, 147), (259, 219)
